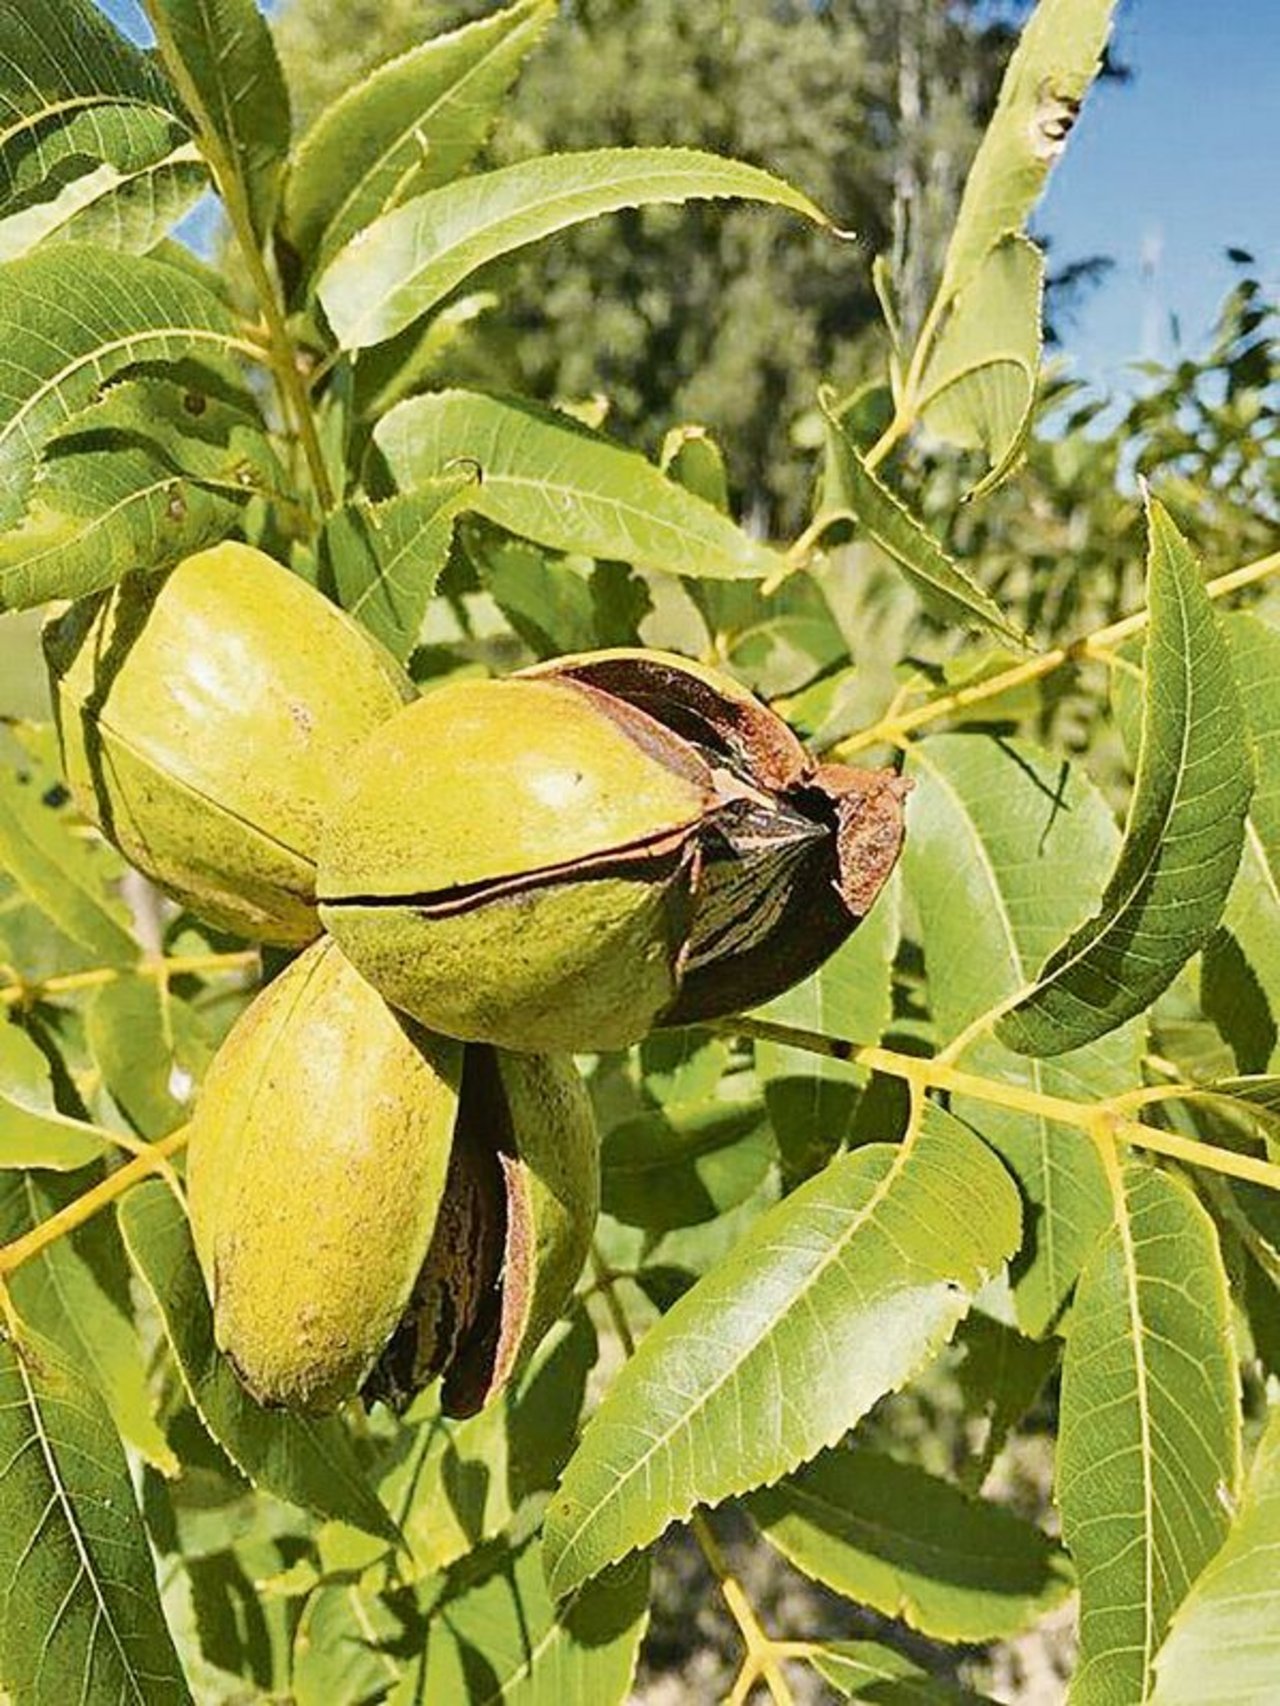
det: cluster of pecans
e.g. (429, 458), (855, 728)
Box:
(45, 542), (907, 1417)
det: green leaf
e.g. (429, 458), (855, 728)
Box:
(543, 1103), (1020, 1595)
(0, 0), (202, 260)
(0, 0), (177, 162)
(934, 0), (1117, 307)
(1151, 1403), (1280, 1704)
(283, 0), (554, 273)
(918, 234), (1043, 496)
(813, 1640), (997, 1702)
(318, 146), (834, 351)
(470, 533), (601, 659)
(0, 752), (138, 967)
(86, 977), (188, 1139)
(376, 389), (784, 581)
(317, 473), (475, 660)
(0, 441), (245, 611)
(903, 734), (1142, 1334)
(660, 424), (730, 512)
(1204, 614), (1280, 1072)
(0, 1324), (191, 1703)
(746, 1447), (1072, 1642)
(0, 142), (205, 263)
(998, 500), (1252, 1056)
(753, 875), (898, 1183)
(1, 1168), (176, 1472)
(0, 1021), (110, 1169)
(0, 244), (243, 535)
(392, 1540), (649, 1706)
(1058, 1163), (1240, 1706)
(0, 373), (275, 609)
(146, 0), (291, 247)
(601, 1067), (772, 1232)
(118, 1181), (399, 1544)
(291, 1582), (401, 1706)
(820, 400), (1024, 645)
(378, 1401), (514, 1583)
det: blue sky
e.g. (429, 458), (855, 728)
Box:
(1040, 0), (1279, 390)
(101, 0), (1277, 396)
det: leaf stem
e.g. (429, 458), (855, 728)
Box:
(588, 1243), (637, 1358)
(693, 1509), (795, 1706)
(140, 0), (335, 515)
(861, 266), (957, 476)
(831, 546), (1280, 759)
(0, 1126), (191, 1277)
(1, 949), (259, 1011)
(717, 1018), (1280, 1195)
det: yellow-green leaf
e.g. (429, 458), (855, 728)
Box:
(999, 500), (1252, 1056)
(1059, 1164), (1240, 1705)
(376, 388), (784, 581)
(318, 147), (834, 351)
(284, 0), (554, 272)
(0, 1325), (190, 1703)
(543, 1103), (1020, 1596)
(746, 1447), (1073, 1642)
(1151, 1403), (1280, 1705)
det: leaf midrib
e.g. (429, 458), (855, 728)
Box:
(0, 93), (181, 152)
(1113, 1168), (1159, 1692)
(0, 326), (247, 480)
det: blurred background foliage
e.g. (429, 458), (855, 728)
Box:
(276, 0), (1025, 533)
(274, 0), (1273, 632)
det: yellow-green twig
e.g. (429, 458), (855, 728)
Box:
(0, 1126), (191, 1277)
(695, 1509), (795, 1706)
(831, 546), (1280, 760)
(718, 1018), (1280, 1196)
(1, 949), (258, 1011)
